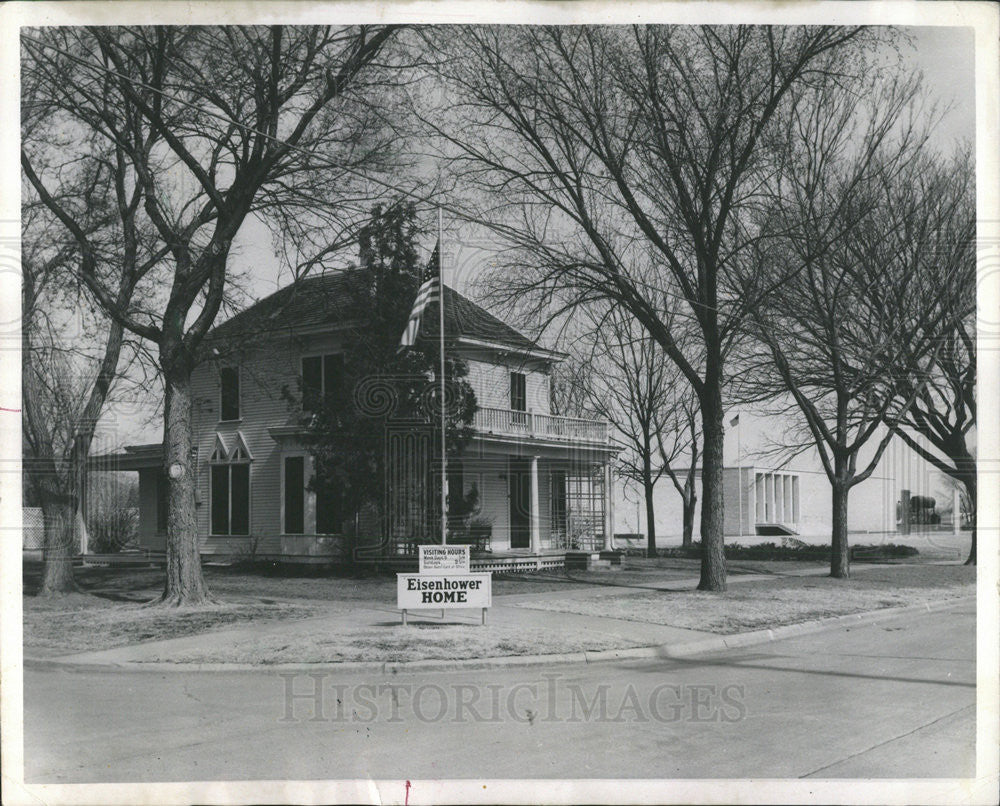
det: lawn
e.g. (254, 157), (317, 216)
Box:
(512, 565), (976, 635)
(20, 560), (676, 655)
(147, 623), (650, 665)
(22, 559), (972, 658)
(21, 559), (705, 655)
(23, 593), (320, 654)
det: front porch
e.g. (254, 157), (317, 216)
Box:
(384, 423), (617, 558)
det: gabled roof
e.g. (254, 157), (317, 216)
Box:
(206, 271), (547, 356)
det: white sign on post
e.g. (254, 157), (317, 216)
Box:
(419, 545), (470, 575)
(397, 573), (492, 609)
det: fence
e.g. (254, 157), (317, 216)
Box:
(23, 507), (44, 550)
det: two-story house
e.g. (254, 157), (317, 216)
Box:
(92, 273), (617, 570)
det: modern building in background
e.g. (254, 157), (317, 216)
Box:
(615, 409), (961, 549)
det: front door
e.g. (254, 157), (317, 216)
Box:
(509, 458), (531, 549)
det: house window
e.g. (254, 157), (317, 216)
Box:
(283, 455), (342, 535)
(510, 371), (527, 425)
(210, 463), (250, 536)
(302, 353), (344, 410)
(315, 464), (342, 535)
(284, 456), (305, 535)
(510, 372), (526, 411)
(220, 367), (240, 421)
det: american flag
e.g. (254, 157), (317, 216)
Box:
(399, 241), (441, 349)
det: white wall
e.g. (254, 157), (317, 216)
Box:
(190, 332), (345, 553)
(462, 351), (551, 414)
(614, 408), (952, 545)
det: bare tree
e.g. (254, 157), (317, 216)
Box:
(549, 355), (592, 420)
(657, 393), (701, 549)
(22, 25), (407, 604)
(432, 25), (878, 590)
(576, 304), (699, 556)
(740, 75), (972, 578)
(881, 152), (976, 564)
(20, 65), (154, 594)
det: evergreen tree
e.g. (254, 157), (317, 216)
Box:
(291, 203), (477, 547)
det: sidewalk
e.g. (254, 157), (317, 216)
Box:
(23, 562), (972, 673)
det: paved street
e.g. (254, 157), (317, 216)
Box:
(22, 601), (975, 783)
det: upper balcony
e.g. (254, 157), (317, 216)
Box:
(473, 406), (609, 445)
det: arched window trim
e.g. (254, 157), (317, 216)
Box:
(209, 433), (230, 463)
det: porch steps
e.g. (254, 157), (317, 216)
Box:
(755, 522), (799, 536)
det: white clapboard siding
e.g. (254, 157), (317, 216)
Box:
(191, 339), (309, 554)
(465, 357), (551, 415)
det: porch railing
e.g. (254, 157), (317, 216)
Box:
(473, 407), (609, 444)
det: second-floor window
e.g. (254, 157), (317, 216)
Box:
(510, 371), (526, 411)
(510, 371), (527, 424)
(302, 353), (344, 410)
(220, 367), (240, 421)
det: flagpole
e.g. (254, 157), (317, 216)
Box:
(438, 207), (447, 546)
(737, 414), (743, 538)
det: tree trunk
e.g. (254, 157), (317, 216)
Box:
(830, 477), (851, 579)
(39, 497), (78, 596)
(698, 382), (726, 591)
(962, 473), (976, 566)
(159, 366), (213, 605)
(682, 484), (696, 548)
(643, 456), (657, 558)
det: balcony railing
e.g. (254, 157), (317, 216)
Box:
(473, 406), (609, 444)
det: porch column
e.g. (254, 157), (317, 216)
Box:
(785, 476), (795, 523)
(604, 461), (614, 551)
(792, 476), (800, 524)
(529, 455), (541, 553)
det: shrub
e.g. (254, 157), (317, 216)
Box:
(87, 506), (138, 553)
(660, 541), (919, 561)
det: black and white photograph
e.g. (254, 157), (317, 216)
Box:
(1, 1), (997, 804)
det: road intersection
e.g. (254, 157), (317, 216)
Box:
(22, 600), (975, 782)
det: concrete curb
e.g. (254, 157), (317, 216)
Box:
(656, 595), (973, 659)
(23, 595), (974, 675)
